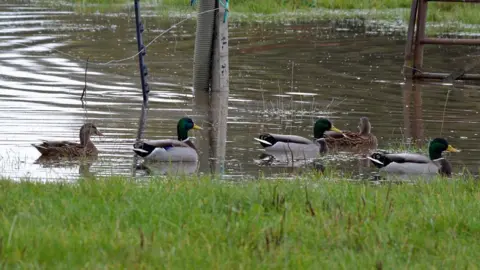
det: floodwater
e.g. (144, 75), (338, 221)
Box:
(0, 1), (480, 181)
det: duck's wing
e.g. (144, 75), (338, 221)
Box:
(133, 139), (195, 157)
(32, 140), (86, 156)
(368, 152), (431, 168)
(142, 139), (192, 148)
(384, 153), (431, 164)
(325, 130), (376, 147)
(324, 131), (355, 149)
(258, 133), (314, 145)
(38, 140), (81, 148)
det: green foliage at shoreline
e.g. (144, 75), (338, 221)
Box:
(1, 176), (479, 268)
(59, 0), (480, 25)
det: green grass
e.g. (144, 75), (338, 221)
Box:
(1, 175), (480, 268)
(382, 137), (430, 153)
(54, 0), (480, 26)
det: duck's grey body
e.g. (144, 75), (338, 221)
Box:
(255, 133), (327, 160)
(133, 138), (198, 162)
(260, 134), (313, 145)
(368, 152), (453, 176)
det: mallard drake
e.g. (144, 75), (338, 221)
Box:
(254, 118), (340, 157)
(324, 117), (377, 152)
(367, 138), (459, 176)
(133, 117), (202, 162)
(31, 123), (103, 157)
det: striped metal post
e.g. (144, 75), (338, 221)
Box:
(134, 0), (150, 104)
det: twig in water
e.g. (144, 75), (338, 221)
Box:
(80, 57), (89, 100)
(440, 89), (451, 136)
(287, 143), (294, 170)
(444, 55), (480, 82)
(132, 102), (149, 176)
(402, 65), (423, 75)
(325, 98), (336, 113)
(290, 61), (294, 92)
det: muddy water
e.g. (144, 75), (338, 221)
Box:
(0, 2), (479, 180)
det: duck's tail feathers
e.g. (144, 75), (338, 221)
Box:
(254, 137), (272, 146)
(367, 156), (384, 166)
(32, 143), (48, 155)
(133, 148), (148, 154)
(133, 142), (156, 158)
(31, 143), (46, 149)
(133, 148), (149, 158)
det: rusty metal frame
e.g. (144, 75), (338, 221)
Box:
(403, 0), (480, 81)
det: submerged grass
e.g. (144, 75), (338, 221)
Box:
(1, 175), (480, 268)
(56, 0), (480, 26)
(381, 137), (430, 153)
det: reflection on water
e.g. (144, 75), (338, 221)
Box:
(34, 155), (98, 179)
(402, 79), (425, 147)
(136, 161), (199, 176)
(0, 2), (480, 181)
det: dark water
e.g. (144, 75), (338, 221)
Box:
(0, 2), (479, 180)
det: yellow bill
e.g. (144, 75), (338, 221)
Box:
(193, 124), (203, 130)
(447, 145), (460, 152)
(330, 126), (342, 133)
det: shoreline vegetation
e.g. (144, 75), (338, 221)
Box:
(1, 176), (480, 268)
(45, 0), (480, 27)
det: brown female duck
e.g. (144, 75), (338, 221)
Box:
(324, 117), (377, 152)
(32, 123), (103, 157)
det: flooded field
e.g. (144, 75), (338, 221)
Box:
(0, 1), (479, 180)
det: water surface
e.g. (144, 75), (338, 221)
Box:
(1, 2), (479, 180)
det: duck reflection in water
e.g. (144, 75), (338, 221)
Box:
(135, 161), (199, 176)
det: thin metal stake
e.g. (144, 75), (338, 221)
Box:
(134, 0), (149, 106)
(133, 0), (150, 175)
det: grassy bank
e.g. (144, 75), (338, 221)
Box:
(1, 176), (480, 268)
(57, 0), (480, 25)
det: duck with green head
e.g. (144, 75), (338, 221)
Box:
(133, 117), (202, 162)
(254, 118), (342, 157)
(367, 138), (459, 176)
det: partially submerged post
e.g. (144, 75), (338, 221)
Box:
(209, 0), (229, 175)
(132, 0), (150, 174)
(193, 0), (230, 175)
(134, 0), (150, 142)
